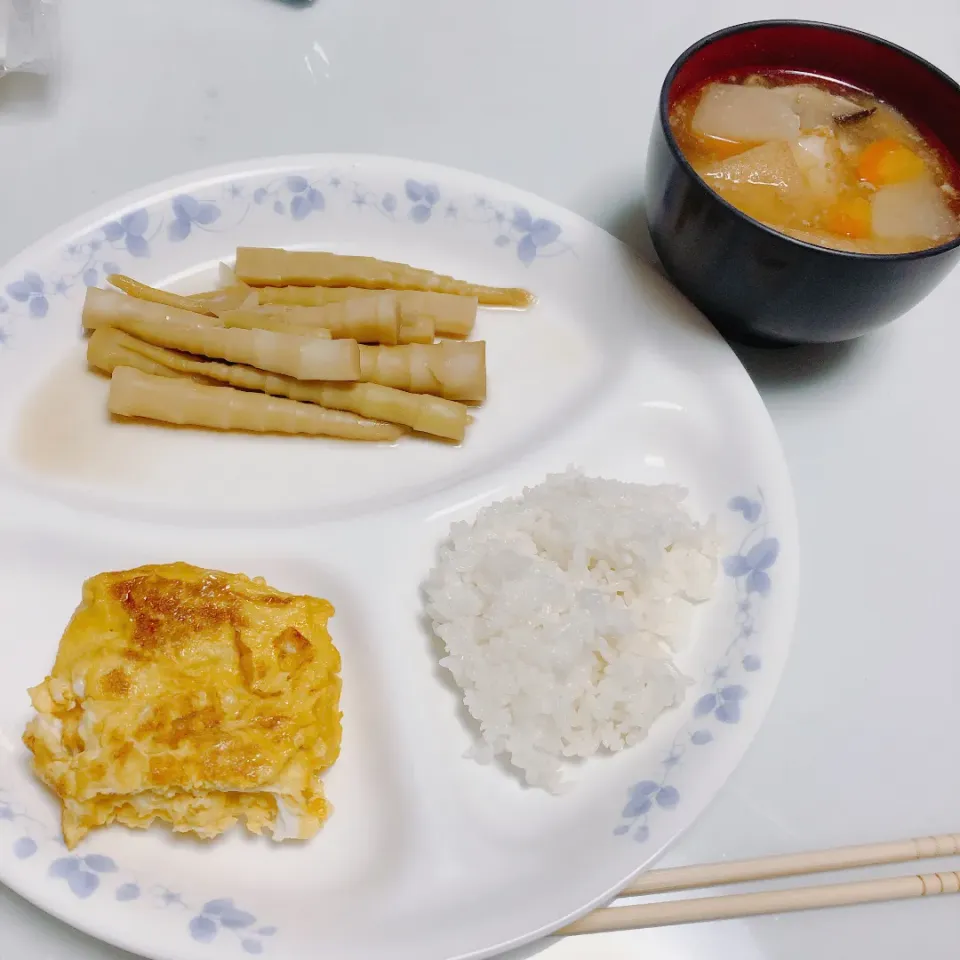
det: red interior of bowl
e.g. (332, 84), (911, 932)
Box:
(667, 22), (960, 168)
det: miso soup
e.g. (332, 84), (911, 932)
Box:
(669, 69), (960, 254)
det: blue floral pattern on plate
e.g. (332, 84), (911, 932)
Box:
(5, 271), (50, 318)
(169, 195), (222, 242)
(405, 179), (440, 223)
(0, 169), (571, 348)
(190, 899), (278, 954)
(103, 209), (152, 258)
(0, 785), (276, 954)
(614, 491), (778, 841)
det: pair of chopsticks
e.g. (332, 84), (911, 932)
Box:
(561, 832), (960, 935)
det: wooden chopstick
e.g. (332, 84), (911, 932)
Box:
(621, 832), (960, 896)
(559, 832), (960, 937)
(561, 870), (960, 935)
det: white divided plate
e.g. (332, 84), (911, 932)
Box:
(0, 155), (798, 960)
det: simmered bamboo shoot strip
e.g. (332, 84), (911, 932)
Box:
(89, 328), (471, 442)
(188, 286), (257, 314)
(88, 329), (182, 380)
(256, 286), (382, 307)
(217, 312), (333, 339)
(398, 315), (435, 344)
(84, 297), (360, 381)
(397, 290), (475, 337)
(164, 263), (253, 314)
(222, 303), (432, 345)
(220, 295), (402, 344)
(108, 275), (217, 316)
(83, 287), (336, 340)
(109, 366), (403, 441)
(84, 287), (223, 330)
(302, 381), (468, 442)
(235, 247), (534, 308)
(359, 341), (486, 402)
(258, 286), (479, 337)
(250, 301), (432, 343)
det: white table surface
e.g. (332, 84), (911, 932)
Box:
(3, 1), (960, 958)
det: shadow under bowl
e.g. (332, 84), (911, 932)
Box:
(645, 19), (960, 346)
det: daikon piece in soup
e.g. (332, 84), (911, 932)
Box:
(669, 70), (960, 254)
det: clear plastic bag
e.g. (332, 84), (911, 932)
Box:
(0, 0), (58, 76)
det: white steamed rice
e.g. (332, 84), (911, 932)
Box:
(423, 468), (717, 792)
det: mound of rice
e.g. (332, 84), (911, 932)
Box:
(423, 468), (717, 791)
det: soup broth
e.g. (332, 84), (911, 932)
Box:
(669, 69), (960, 254)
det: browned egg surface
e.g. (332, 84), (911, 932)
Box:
(23, 562), (342, 849)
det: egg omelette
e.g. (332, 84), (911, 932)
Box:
(23, 562), (342, 850)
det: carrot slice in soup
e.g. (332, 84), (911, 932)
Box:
(857, 139), (925, 186)
(826, 196), (873, 239)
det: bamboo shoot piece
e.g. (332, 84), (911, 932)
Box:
(187, 286), (256, 314)
(89, 328), (471, 442)
(84, 286), (223, 331)
(236, 247), (533, 308)
(82, 287), (335, 338)
(217, 312), (332, 339)
(359, 341), (486, 402)
(300, 381), (468, 442)
(107, 275), (216, 316)
(258, 286), (479, 337)
(224, 302), (432, 345)
(396, 290), (473, 337)
(88, 329), (182, 380)
(109, 366), (402, 441)
(398, 315), (434, 344)
(220, 295), (402, 344)
(83, 293), (360, 382)
(179, 263), (254, 313)
(107, 263), (253, 316)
